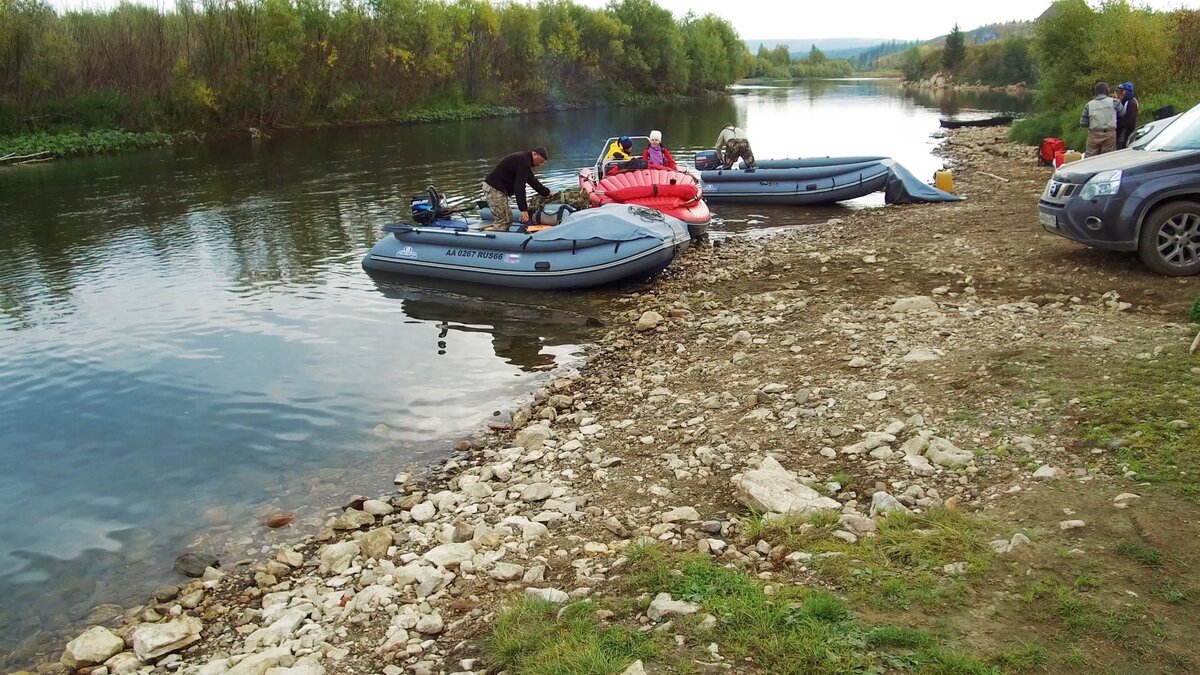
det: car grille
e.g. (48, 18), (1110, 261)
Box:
(1040, 179), (1079, 206)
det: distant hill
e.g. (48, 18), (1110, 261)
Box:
(745, 38), (890, 57)
(924, 20), (1035, 46)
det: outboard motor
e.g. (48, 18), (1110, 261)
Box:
(694, 149), (721, 171)
(411, 186), (452, 225)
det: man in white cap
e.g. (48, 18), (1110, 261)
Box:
(642, 130), (677, 170)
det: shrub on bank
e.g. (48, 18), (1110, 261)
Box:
(0, 130), (174, 159)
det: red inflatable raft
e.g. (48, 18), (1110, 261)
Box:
(578, 136), (712, 230)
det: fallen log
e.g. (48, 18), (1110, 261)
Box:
(0, 150), (52, 165)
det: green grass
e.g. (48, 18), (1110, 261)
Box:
(1078, 350), (1200, 499)
(0, 129), (174, 159)
(485, 597), (661, 675)
(1189, 296), (1200, 324)
(830, 471), (853, 488)
(624, 548), (997, 674)
(1152, 579), (1191, 604)
(1115, 540), (1166, 567)
(748, 507), (993, 611)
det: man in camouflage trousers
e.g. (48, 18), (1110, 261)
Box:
(481, 146), (551, 232)
(714, 123), (756, 169)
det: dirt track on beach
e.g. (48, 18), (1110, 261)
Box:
(31, 128), (1200, 675)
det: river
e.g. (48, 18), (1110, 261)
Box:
(0, 79), (1030, 666)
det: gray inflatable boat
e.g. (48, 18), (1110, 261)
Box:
(697, 155), (892, 205)
(362, 203), (692, 290)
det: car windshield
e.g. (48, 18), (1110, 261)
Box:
(1144, 104), (1200, 151)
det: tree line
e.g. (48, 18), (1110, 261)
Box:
(1011, 0), (1200, 147)
(0, 0), (749, 136)
(746, 44), (854, 80)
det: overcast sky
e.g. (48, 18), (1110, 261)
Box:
(570, 0), (1200, 41)
(47, 0), (1200, 42)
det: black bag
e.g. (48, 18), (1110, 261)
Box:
(1152, 105), (1176, 121)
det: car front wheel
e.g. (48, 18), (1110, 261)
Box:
(1138, 200), (1200, 276)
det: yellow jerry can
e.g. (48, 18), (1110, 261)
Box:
(934, 169), (955, 193)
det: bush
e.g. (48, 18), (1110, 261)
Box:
(1009, 109), (1087, 151)
(1189, 295), (1200, 323)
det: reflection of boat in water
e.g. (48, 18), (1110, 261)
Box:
(938, 115), (1014, 129)
(369, 278), (603, 372)
(363, 201), (692, 290)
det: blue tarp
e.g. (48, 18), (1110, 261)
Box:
(881, 159), (964, 204)
(530, 203), (680, 243)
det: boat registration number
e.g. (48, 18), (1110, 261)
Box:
(446, 249), (504, 259)
(1038, 212), (1057, 229)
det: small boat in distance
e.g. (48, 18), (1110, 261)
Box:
(362, 194), (692, 290)
(578, 135), (711, 241)
(938, 115), (1015, 129)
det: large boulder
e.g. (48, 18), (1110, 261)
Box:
(132, 616), (203, 661)
(731, 457), (840, 515)
(62, 626), (125, 668)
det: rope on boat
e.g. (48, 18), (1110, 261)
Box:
(628, 205), (666, 222)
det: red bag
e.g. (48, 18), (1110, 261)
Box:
(1038, 137), (1065, 166)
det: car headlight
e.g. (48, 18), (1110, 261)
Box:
(1079, 170), (1122, 200)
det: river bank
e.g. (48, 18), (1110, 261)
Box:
(25, 126), (1200, 675)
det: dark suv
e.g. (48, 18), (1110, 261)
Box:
(1037, 102), (1200, 275)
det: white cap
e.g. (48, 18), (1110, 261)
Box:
(649, 130), (662, 141)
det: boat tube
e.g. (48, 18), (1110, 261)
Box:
(693, 152), (962, 206)
(362, 203), (692, 290)
(578, 136), (711, 239)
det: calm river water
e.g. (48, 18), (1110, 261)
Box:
(0, 79), (1029, 664)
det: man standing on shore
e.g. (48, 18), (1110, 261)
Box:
(482, 146), (552, 232)
(1080, 82), (1121, 156)
(714, 123), (756, 169)
(1116, 82), (1140, 149)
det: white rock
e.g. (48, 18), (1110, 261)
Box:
(318, 541), (360, 574)
(63, 626), (125, 668)
(890, 296), (939, 313)
(525, 587), (570, 604)
(1113, 493), (1141, 508)
(410, 501), (437, 523)
(731, 457), (840, 516)
(521, 482), (554, 502)
(265, 655), (326, 675)
(869, 491), (910, 516)
(647, 592), (700, 621)
(925, 437), (973, 467)
(359, 527), (394, 560)
(362, 499), (394, 516)
(902, 347), (943, 362)
(132, 617), (203, 661)
(866, 390), (888, 401)
(1060, 520), (1086, 531)
(104, 652), (144, 675)
(621, 660), (647, 675)
(226, 645), (292, 675)
(943, 562), (967, 576)
(423, 543), (475, 569)
(848, 357), (871, 368)
(416, 612), (444, 635)
(489, 562), (525, 581)
(515, 423), (553, 450)
(661, 506), (701, 523)
(1033, 465), (1063, 480)
(636, 311), (664, 332)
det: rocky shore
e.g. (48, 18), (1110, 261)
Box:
(24, 127), (1200, 675)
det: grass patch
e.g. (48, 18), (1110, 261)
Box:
(485, 597), (661, 675)
(749, 507), (993, 610)
(0, 129), (174, 159)
(1152, 579), (1191, 604)
(624, 548), (996, 674)
(990, 642), (1048, 671)
(1190, 295), (1200, 324)
(1115, 540), (1166, 567)
(1078, 350), (1200, 499)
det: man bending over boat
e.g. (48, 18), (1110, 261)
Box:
(714, 123), (756, 169)
(482, 146), (551, 232)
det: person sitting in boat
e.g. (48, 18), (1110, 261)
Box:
(605, 136), (635, 162)
(481, 145), (551, 232)
(642, 130), (677, 170)
(714, 123), (756, 169)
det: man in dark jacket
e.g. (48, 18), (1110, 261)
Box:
(482, 146), (551, 231)
(1116, 82), (1140, 149)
